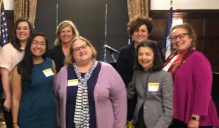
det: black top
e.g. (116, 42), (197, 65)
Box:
(117, 43), (135, 87)
(47, 45), (65, 73)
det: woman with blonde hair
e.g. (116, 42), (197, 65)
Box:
(55, 36), (127, 128)
(48, 20), (79, 72)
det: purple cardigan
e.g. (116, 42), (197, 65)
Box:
(54, 61), (127, 128)
(173, 51), (219, 126)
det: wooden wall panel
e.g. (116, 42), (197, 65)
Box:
(205, 39), (219, 72)
(205, 19), (219, 37)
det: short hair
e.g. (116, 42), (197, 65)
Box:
(64, 36), (97, 66)
(134, 39), (164, 71)
(11, 17), (34, 52)
(127, 15), (153, 36)
(54, 20), (80, 45)
(170, 23), (197, 48)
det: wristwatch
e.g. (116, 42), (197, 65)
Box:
(191, 116), (200, 121)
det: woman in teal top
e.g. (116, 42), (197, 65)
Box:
(11, 33), (57, 128)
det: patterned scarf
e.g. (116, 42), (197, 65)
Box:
(73, 60), (96, 128)
(164, 47), (195, 76)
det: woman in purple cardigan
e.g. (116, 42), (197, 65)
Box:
(54, 36), (127, 128)
(164, 23), (219, 128)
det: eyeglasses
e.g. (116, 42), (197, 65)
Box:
(169, 33), (189, 42)
(16, 27), (29, 31)
(32, 40), (46, 46)
(73, 44), (87, 52)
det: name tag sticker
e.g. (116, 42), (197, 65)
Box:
(68, 79), (78, 86)
(148, 83), (159, 91)
(43, 68), (54, 77)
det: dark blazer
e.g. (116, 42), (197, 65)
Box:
(117, 43), (135, 86)
(127, 70), (173, 128)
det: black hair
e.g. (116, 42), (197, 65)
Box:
(134, 39), (164, 71)
(17, 33), (48, 82)
(11, 17), (34, 52)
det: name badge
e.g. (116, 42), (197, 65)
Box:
(68, 79), (78, 86)
(43, 68), (54, 77)
(148, 83), (159, 91)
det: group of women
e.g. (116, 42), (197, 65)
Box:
(0, 15), (218, 128)
(0, 18), (126, 128)
(118, 15), (219, 128)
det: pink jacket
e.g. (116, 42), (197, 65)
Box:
(54, 61), (127, 128)
(173, 51), (219, 126)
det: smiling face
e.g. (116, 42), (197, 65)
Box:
(72, 39), (93, 64)
(138, 46), (154, 71)
(170, 27), (192, 53)
(60, 25), (73, 44)
(132, 24), (149, 44)
(30, 35), (46, 57)
(16, 21), (30, 43)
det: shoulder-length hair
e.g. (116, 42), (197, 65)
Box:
(17, 33), (48, 82)
(11, 17), (34, 52)
(170, 23), (197, 48)
(64, 36), (97, 66)
(134, 39), (164, 71)
(54, 20), (80, 46)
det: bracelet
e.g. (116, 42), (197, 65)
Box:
(191, 117), (200, 121)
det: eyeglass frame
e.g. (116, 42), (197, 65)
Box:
(32, 40), (46, 46)
(72, 44), (88, 53)
(168, 33), (189, 42)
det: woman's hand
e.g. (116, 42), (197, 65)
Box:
(13, 124), (20, 128)
(187, 120), (199, 128)
(4, 99), (11, 111)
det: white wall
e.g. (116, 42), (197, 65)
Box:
(151, 0), (219, 10)
(3, 0), (13, 10)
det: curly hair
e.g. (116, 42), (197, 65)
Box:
(127, 15), (153, 36)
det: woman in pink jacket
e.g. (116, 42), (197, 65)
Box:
(164, 23), (219, 128)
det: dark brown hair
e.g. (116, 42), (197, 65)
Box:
(127, 15), (153, 36)
(11, 17), (34, 52)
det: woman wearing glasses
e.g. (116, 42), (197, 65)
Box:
(164, 23), (219, 128)
(0, 18), (34, 128)
(54, 36), (127, 128)
(11, 33), (57, 128)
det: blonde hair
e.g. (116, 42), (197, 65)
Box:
(54, 20), (80, 45)
(170, 23), (197, 48)
(64, 36), (97, 66)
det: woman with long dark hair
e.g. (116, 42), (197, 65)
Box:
(11, 33), (57, 128)
(0, 18), (34, 128)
